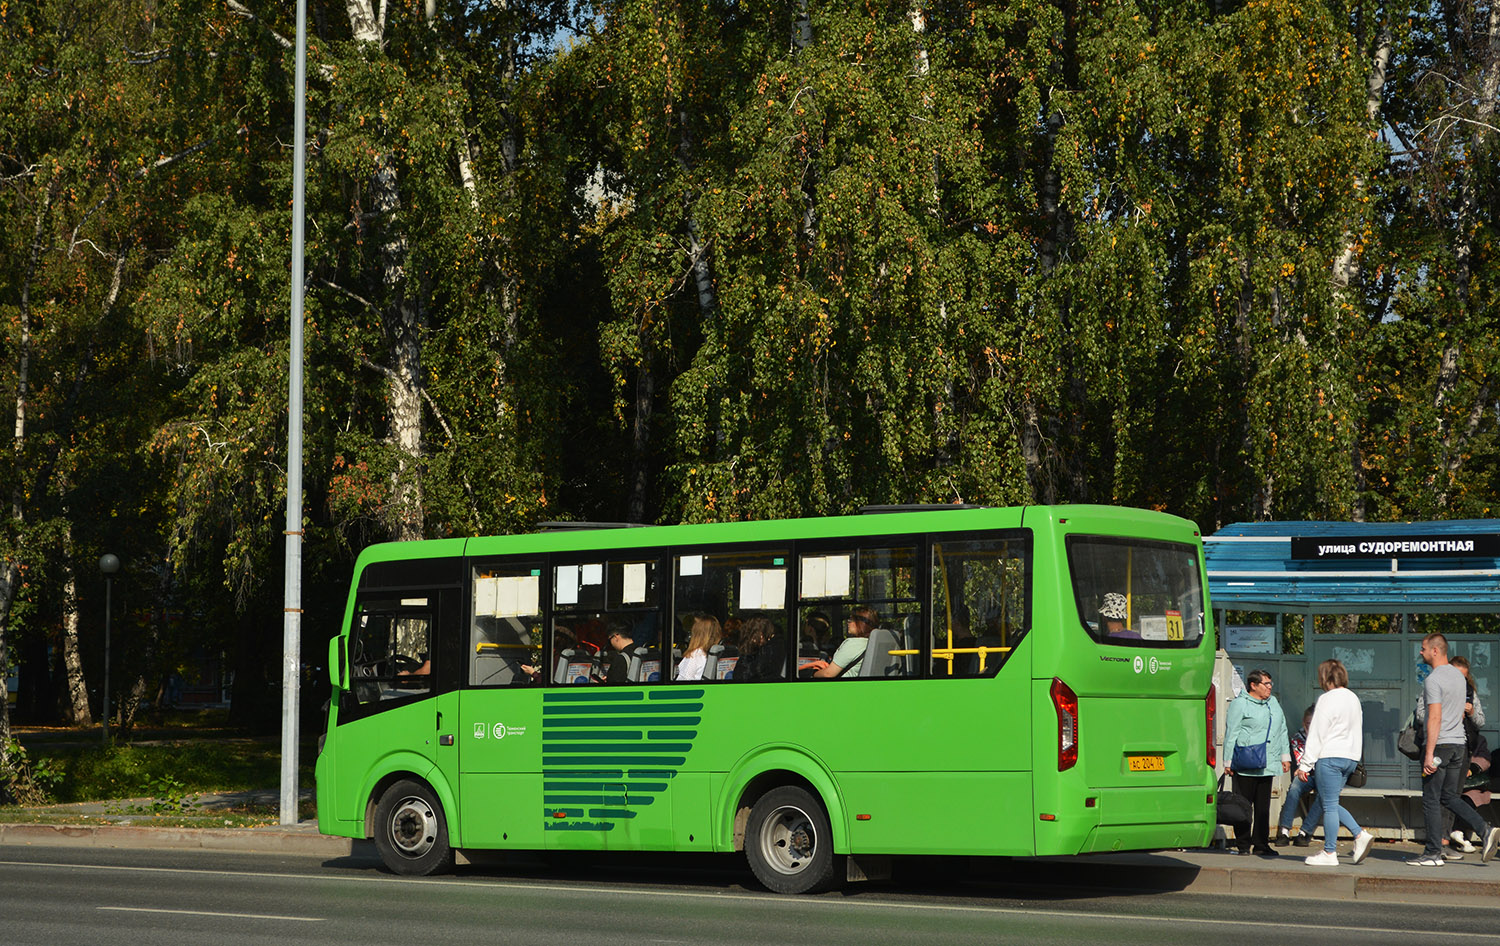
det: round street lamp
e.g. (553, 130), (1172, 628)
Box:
(99, 554), (120, 744)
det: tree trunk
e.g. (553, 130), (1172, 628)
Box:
(1331, 27), (1391, 296)
(344, 0), (427, 540)
(627, 359), (655, 523)
(677, 111), (717, 319)
(59, 524), (93, 727)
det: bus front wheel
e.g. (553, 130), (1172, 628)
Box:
(745, 785), (839, 894)
(373, 779), (455, 876)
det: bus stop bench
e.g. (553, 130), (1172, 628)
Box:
(1339, 788), (1424, 841)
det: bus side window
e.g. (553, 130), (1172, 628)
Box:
(552, 558), (663, 685)
(350, 604), (434, 703)
(672, 548), (790, 682)
(471, 565), (543, 687)
(797, 545), (920, 679)
(930, 537), (1029, 678)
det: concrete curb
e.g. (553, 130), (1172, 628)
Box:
(0, 822), (359, 857)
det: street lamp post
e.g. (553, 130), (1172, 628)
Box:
(99, 554), (120, 745)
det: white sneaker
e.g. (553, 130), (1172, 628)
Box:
(1305, 850), (1340, 866)
(1352, 830), (1374, 865)
(1451, 830), (1477, 853)
(1483, 826), (1500, 863)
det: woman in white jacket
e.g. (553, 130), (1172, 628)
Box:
(1297, 658), (1376, 866)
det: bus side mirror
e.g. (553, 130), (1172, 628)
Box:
(329, 637), (347, 690)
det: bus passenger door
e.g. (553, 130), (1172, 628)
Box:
(437, 686), (544, 850)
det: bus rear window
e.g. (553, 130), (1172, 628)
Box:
(1066, 536), (1204, 648)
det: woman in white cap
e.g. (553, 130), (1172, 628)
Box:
(1100, 593), (1141, 640)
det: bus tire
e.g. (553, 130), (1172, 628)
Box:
(373, 779), (455, 876)
(745, 785), (840, 894)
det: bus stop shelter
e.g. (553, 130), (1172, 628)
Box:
(1204, 519), (1500, 837)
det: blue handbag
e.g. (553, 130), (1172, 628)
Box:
(1231, 716), (1271, 771)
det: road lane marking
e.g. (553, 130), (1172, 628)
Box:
(4, 859), (1496, 940)
(99, 906), (322, 922)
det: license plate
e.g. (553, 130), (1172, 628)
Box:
(1128, 755), (1165, 772)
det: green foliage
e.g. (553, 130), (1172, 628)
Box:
(3, 0), (1499, 730)
(23, 739), (306, 803)
(1, 740), (65, 806)
(106, 775), (201, 816)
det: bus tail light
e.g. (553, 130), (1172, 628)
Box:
(1051, 678), (1078, 771)
(1206, 684), (1217, 769)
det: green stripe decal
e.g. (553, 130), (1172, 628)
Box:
(544, 755), (687, 766)
(544, 691), (645, 703)
(543, 703), (704, 715)
(544, 716), (701, 728)
(542, 743), (693, 753)
(540, 688), (702, 835)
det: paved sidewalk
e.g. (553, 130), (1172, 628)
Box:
(1016, 838), (1500, 904)
(3, 798), (1498, 903)
(0, 789), (348, 857)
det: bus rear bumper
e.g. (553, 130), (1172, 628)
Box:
(1077, 820), (1214, 853)
(1037, 784), (1215, 854)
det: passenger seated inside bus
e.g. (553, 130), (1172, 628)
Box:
(676, 614), (721, 681)
(604, 622), (635, 683)
(732, 616), (786, 682)
(806, 606), (878, 678)
(800, 612), (832, 657)
(1100, 592), (1141, 640)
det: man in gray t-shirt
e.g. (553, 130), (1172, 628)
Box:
(1424, 663), (1470, 747)
(1412, 634), (1498, 865)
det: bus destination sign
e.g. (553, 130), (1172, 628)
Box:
(1291, 534), (1500, 561)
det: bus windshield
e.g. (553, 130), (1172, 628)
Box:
(1067, 536), (1205, 647)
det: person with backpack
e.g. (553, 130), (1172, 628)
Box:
(1223, 669), (1290, 856)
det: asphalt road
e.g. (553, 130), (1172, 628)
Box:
(4, 845), (1500, 946)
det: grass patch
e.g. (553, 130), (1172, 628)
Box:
(13, 737), (314, 804)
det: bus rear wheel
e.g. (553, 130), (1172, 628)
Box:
(745, 785), (839, 894)
(373, 779), (455, 876)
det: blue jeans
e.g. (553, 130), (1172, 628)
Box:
(1422, 743), (1490, 856)
(1279, 770), (1315, 832)
(1313, 758), (1362, 854)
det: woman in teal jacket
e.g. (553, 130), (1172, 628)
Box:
(1224, 669), (1291, 855)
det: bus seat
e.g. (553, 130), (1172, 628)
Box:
(626, 646), (649, 682)
(861, 627), (903, 678)
(553, 647), (598, 684)
(898, 615), (921, 676)
(705, 643), (736, 681)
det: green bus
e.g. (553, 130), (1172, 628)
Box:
(315, 504), (1217, 893)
